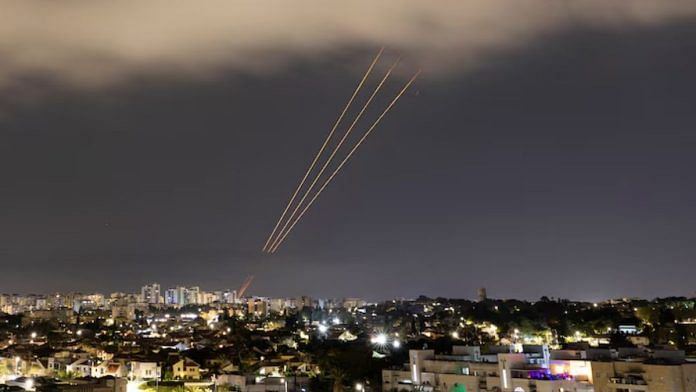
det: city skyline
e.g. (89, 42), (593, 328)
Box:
(2, 279), (695, 391)
(2, 1), (696, 300)
(0, 282), (694, 306)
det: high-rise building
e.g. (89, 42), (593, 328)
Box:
(268, 298), (285, 314)
(141, 283), (161, 304)
(186, 286), (200, 305)
(165, 288), (178, 305)
(248, 297), (269, 318)
(297, 296), (313, 310)
(342, 298), (366, 309)
(222, 290), (238, 304)
(164, 286), (196, 306)
(176, 287), (188, 305)
(478, 287), (487, 302)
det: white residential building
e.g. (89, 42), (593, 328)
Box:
(384, 346), (696, 392)
(141, 283), (161, 304)
(383, 345), (592, 392)
(92, 360), (128, 378)
(164, 286), (203, 306)
(128, 361), (161, 381)
(67, 358), (95, 377)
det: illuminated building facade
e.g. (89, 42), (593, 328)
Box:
(140, 283), (161, 304)
(384, 346), (696, 392)
(384, 346), (592, 392)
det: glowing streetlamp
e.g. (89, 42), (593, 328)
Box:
(355, 382), (364, 391)
(371, 333), (387, 345)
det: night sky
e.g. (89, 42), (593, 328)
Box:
(1, 1), (696, 300)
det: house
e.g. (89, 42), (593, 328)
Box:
(1, 357), (51, 378)
(26, 359), (50, 377)
(0, 357), (20, 378)
(172, 358), (201, 380)
(92, 360), (127, 378)
(219, 362), (239, 374)
(214, 374), (309, 392)
(257, 365), (283, 377)
(128, 361), (161, 381)
(46, 357), (68, 374)
(67, 358), (94, 377)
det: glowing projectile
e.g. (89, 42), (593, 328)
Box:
(270, 70), (421, 252)
(267, 58), (400, 252)
(261, 48), (384, 252)
(238, 275), (254, 298)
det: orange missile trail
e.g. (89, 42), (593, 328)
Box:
(237, 275), (254, 298)
(270, 69), (422, 253)
(267, 58), (401, 253)
(261, 48), (384, 252)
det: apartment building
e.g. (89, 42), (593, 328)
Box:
(383, 345), (696, 392)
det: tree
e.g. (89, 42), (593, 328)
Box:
(56, 370), (77, 380)
(635, 306), (660, 327)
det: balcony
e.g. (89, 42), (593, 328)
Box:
(608, 377), (649, 391)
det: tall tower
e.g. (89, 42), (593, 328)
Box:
(141, 283), (161, 304)
(478, 287), (487, 302)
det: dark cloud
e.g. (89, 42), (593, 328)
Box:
(1, 0), (696, 95)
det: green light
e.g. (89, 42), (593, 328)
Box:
(452, 384), (466, 392)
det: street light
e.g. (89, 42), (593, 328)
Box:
(280, 378), (288, 392)
(355, 382), (364, 391)
(371, 333), (387, 345)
